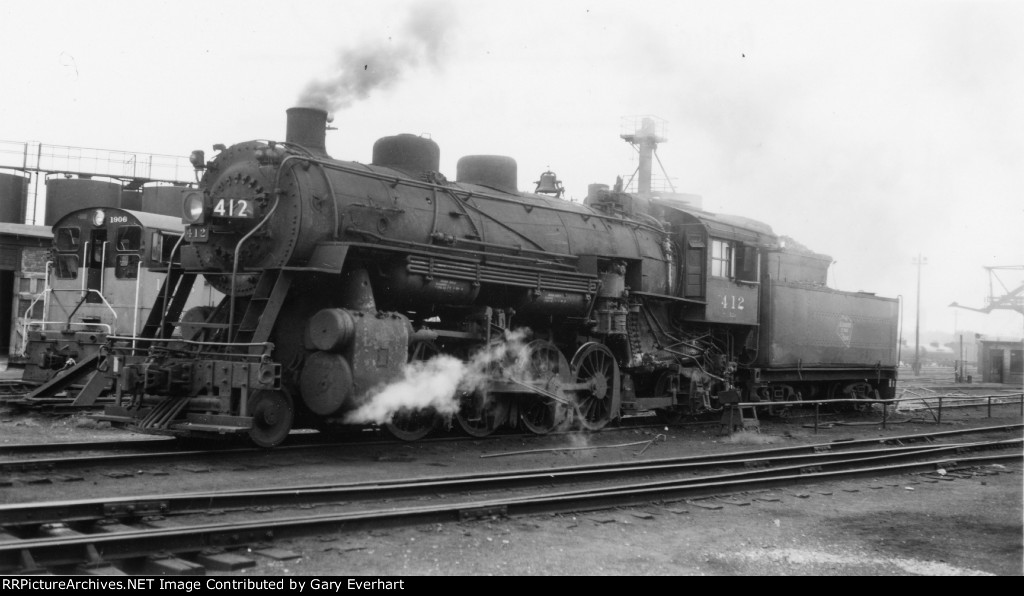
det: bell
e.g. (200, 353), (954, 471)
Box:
(534, 171), (564, 197)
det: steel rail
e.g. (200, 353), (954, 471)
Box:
(0, 437), (1018, 529)
(493, 439), (1022, 503)
(0, 437), (175, 455)
(0, 448), (1017, 573)
(0, 381), (38, 398)
(1, 422), (1019, 475)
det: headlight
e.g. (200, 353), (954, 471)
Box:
(182, 191), (205, 224)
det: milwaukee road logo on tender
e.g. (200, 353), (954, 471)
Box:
(837, 315), (853, 348)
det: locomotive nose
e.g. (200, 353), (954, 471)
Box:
(181, 143), (280, 288)
(204, 158), (269, 224)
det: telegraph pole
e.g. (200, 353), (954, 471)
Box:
(913, 254), (928, 376)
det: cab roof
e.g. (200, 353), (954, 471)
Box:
(51, 207), (184, 234)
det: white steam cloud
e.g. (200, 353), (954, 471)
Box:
(297, 2), (457, 113)
(344, 329), (533, 426)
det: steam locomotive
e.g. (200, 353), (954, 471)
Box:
(98, 108), (900, 447)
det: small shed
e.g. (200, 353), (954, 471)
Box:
(0, 222), (52, 356)
(977, 337), (1023, 386)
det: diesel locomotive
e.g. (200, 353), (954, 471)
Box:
(2, 207), (218, 408)
(98, 108), (899, 446)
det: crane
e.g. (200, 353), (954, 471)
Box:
(949, 266), (1024, 316)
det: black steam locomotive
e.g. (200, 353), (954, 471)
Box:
(98, 108), (899, 446)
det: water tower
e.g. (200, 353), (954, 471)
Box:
(620, 116), (670, 195)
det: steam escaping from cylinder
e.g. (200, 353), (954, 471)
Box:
(297, 2), (457, 113)
(343, 329), (532, 426)
(343, 354), (465, 424)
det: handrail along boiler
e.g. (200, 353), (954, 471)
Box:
(99, 108), (900, 447)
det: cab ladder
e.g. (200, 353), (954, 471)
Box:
(232, 269), (292, 354)
(139, 268), (198, 340)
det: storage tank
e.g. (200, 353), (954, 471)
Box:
(141, 185), (190, 218)
(44, 176), (121, 225)
(0, 171), (29, 224)
(120, 189), (142, 211)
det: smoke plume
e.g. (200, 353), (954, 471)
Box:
(297, 2), (456, 113)
(344, 329), (533, 426)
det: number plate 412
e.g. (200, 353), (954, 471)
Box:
(213, 198), (254, 218)
(185, 226), (209, 243)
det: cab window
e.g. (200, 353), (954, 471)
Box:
(153, 232), (180, 264)
(56, 227), (80, 251)
(711, 239), (759, 282)
(114, 254), (140, 279)
(734, 245), (759, 282)
(55, 254), (79, 279)
(710, 240), (732, 278)
(116, 226), (142, 251)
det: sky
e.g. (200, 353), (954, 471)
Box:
(1, 0), (1021, 343)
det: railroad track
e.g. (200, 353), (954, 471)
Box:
(0, 431), (1019, 574)
(0, 381), (36, 400)
(0, 437), (177, 456)
(0, 416), (671, 458)
(0, 429), (498, 475)
(1, 420), (1019, 479)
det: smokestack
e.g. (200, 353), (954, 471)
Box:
(286, 107), (329, 155)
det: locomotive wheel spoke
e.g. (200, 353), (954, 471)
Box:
(455, 390), (507, 437)
(517, 340), (572, 435)
(385, 408), (436, 442)
(519, 397), (570, 435)
(570, 343), (620, 431)
(247, 390), (294, 448)
(384, 340), (440, 442)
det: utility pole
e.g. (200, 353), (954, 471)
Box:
(913, 254), (928, 376)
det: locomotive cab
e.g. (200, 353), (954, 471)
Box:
(51, 208), (184, 301)
(653, 202), (774, 326)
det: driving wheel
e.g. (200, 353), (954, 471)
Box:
(384, 340), (440, 441)
(570, 342), (620, 430)
(455, 388), (509, 437)
(517, 340), (572, 435)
